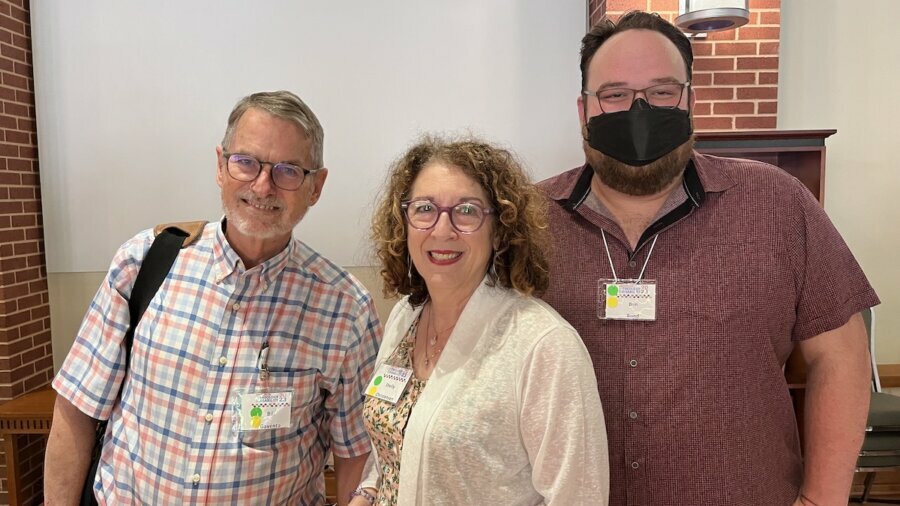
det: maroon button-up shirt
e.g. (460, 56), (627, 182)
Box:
(540, 153), (879, 506)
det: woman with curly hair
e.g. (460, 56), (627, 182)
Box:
(349, 136), (609, 506)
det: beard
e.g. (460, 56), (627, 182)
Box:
(221, 189), (304, 241)
(584, 135), (695, 196)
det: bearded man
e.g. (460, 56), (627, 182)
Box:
(540, 11), (878, 506)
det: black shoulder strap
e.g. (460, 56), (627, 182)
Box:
(83, 224), (205, 506)
(122, 227), (189, 371)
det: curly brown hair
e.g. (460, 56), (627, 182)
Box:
(372, 135), (550, 306)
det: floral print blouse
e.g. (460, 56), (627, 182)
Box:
(362, 316), (427, 506)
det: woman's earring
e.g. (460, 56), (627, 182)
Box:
(490, 251), (499, 279)
(407, 253), (413, 282)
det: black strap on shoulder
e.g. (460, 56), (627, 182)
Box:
(82, 226), (194, 506)
(122, 227), (188, 371)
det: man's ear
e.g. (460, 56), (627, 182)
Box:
(308, 168), (328, 206)
(215, 145), (225, 188)
(578, 95), (592, 141)
(577, 94), (587, 127)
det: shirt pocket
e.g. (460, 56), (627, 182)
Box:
(687, 241), (776, 326)
(239, 338), (323, 450)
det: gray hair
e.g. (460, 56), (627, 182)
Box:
(221, 90), (324, 169)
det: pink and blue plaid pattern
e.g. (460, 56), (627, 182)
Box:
(54, 221), (381, 505)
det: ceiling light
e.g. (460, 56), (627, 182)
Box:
(675, 0), (750, 33)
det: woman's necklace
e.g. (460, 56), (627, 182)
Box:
(423, 304), (456, 368)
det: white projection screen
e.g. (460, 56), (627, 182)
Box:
(32, 1), (586, 271)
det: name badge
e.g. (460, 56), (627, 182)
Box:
(598, 279), (657, 321)
(365, 363), (413, 404)
(239, 390), (293, 430)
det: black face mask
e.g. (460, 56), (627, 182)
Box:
(585, 98), (693, 167)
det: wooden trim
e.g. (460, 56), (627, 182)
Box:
(879, 364), (900, 388)
(695, 129), (837, 142)
(853, 469), (900, 499)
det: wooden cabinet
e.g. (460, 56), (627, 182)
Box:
(694, 129), (835, 204)
(325, 467), (337, 503)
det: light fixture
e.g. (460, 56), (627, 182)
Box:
(675, 0), (750, 33)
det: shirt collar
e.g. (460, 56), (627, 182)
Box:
(548, 152), (739, 253)
(550, 151), (736, 212)
(213, 217), (294, 285)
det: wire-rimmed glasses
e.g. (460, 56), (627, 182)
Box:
(582, 81), (691, 113)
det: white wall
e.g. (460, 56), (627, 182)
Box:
(32, 1), (585, 271)
(43, 1), (897, 367)
(779, 1), (900, 362)
(34, 1), (587, 369)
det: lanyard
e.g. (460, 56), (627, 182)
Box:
(601, 229), (658, 282)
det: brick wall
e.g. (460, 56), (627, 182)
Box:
(0, 0), (52, 504)
(590, 0), (781, 130)
(588, 0), (607, 26)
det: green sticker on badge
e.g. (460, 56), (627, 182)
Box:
(373, 376), (383, 386)
(607, 285), (618, 296)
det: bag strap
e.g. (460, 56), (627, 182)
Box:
(122, 221), (207, 371)
(153, 220), (207, 248)
(83, 221), (207, 506)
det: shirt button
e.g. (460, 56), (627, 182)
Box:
(628, 260), (637, 268)
(631, 462), (640, 469)
(219, 356), (228, 366)
(191, 473), (201, 484)
(232, 302), (240, 311)
(629, 359), (638, 367)
(629, 411), (638, 420)
(204, 412), (213, 422)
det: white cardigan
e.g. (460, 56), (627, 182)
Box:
(360, 280), (609, 505)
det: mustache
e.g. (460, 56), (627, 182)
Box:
(584, 136), (694, 196)
(237, 192), (283, 209)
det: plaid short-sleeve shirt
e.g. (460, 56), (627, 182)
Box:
(540, 153), (879, 506)
(53, 220), (381, 505)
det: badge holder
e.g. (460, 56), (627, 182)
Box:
(364, 362), (414, 405)
(598, 279), (657, 321)
(363, 319), (420, 405)
(231, 342), (294, 439)
(598, 230), (659, 322)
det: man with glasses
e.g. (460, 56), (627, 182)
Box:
(45, 90), (381, 505)
(540, 11), (879, 506)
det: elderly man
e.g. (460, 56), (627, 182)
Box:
(540, 11), (879, 506)
(45, 90), (380, 505)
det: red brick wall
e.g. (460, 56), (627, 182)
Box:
(0, 0), (52, 504)
(591, 0), (780, 130)
(588, 0), (607, 25)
